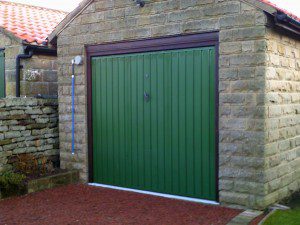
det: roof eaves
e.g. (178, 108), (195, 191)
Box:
(50, 0), (274, 45)
(242, 0), (300, 36)
(259, 0), (300, 22)
(49, 0), (300, 44)
(0, 27), (23, 45)
(48, 0), (93, 44)
(0, 1), (68, 45)
(274, 12), (300, 36)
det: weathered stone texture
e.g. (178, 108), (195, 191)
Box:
(21, 54), (58, 97)
(57, 0), (299, 208)
(27, 170), (79, 194)
(0, 30), (58, 97)
(0, 29), (23, 97)
(0, 98), (59, 173)
(56, 0), (271, 209)
(261, 28), (300, 208)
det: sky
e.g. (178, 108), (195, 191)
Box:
(271, 0), (300, 17)
(5, 0), (300, 17)
(7, 0), (83, 12)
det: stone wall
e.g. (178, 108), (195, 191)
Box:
(0, 29), (23, 96)
(56, 0), (271, 209)
(0, 30), (58, 97)
(262, 28), (300, 207)
(21, 54), (58, 97)
(0, 98), (59, 173)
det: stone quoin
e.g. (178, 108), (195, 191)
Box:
(48, 0), (300, 209)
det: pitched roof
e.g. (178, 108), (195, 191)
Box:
(48, 0), (92, 44)
(49, 0), (300, 44)
(0, 1), (67, 45)
(260, 0), (300, 22)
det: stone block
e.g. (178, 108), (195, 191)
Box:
(220, 191), (250, 206)
(0, 98), (59, 176)
(4, 131), (21, 139)
(203, 2), (240, 16)
(49, 0), (300, 211)
(27, 170), (79, 194)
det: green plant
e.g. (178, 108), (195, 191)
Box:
(16, 154), (38, 175)
(263, 209), (300, 225)
(263, 192), (300, 225)
(16, 154), (50, 176)
(0, 172), (26, 198)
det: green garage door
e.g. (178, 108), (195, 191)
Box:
(0, 51), (4, 98)
(92, 47), (216, 201)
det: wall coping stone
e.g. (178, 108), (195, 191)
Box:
(0, 97), (58, 108)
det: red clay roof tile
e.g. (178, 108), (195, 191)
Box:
(0, 1), (67, 45)
(2, 0), (298, 46)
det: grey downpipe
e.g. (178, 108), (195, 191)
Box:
(16, 50), (34, 97)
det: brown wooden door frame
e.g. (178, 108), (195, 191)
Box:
(86, 31), (220, 201)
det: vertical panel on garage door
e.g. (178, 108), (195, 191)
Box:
(92, 47), (216, 200)
(0, 51), (5, 98)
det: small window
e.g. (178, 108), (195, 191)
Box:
(0, 50), (5, 98)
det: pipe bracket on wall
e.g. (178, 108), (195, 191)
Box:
(133, 0), (145, 7)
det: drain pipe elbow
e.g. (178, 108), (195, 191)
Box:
(16, 50), (34, 97)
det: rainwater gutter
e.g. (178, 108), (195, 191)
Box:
(15, 45), (57, 97)
(274, 12), (300, 36)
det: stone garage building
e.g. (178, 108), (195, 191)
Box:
(49, 0), (300, 209)
(0, 1), (67, 98)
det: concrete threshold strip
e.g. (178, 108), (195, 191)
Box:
(227, 203), (291, 225)
(227, 210), (263, 225)
(89, 183), (219, 205)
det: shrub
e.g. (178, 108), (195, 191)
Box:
(0, 172), (26, 198)
(16, 154), (50, 177)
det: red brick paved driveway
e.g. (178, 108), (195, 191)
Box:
(0, 184), (242, 225)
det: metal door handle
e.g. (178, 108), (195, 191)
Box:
(144, 92), (150, 102)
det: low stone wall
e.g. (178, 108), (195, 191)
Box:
(0, 98), (59, 173)
(27, 170), (79, 194)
